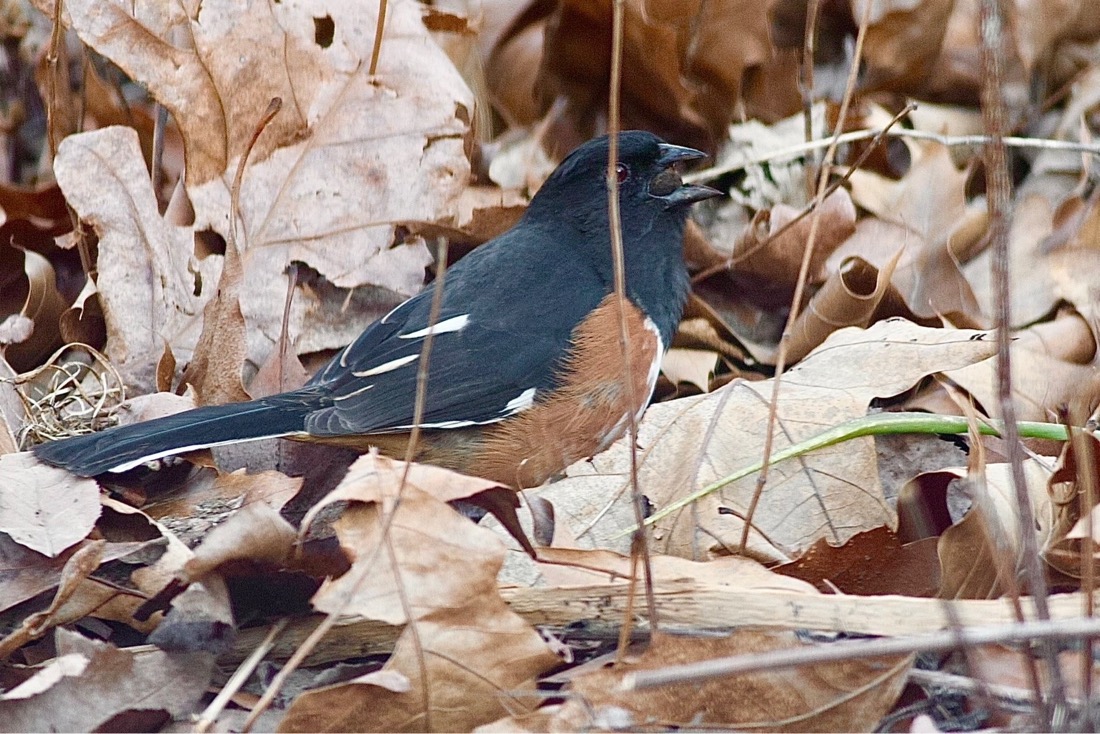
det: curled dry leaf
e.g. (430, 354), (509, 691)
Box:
(45, 0), (474, 373)
(0, 539), (105, 658)
(52, 128), (219, 393)
(785, 251), (903, 364)
(177, 229), (250, 406)
(830, 141), (987, 323)
(283, 452), (558, 732)
(537, 319), (998, 562)
(730, 188), (858, 292)
(0, 235), (68, 373)
(57, 276), (106, 350)
(1043, 432), (1100, 579)
(180, 502), (297, 583)
(903, 460), (1053, 599)
(0, 627), (214, 732)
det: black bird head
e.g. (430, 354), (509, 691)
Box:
(524, 131), (721, 346)
(528, 130), (721, 221)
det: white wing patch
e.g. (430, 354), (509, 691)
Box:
(108, 432), (300, 473)
(398, 314), (470, 340)
(643, 317), (665, 402)
(380, 298), (413, 325)
(399, 387), (538, 430)
(333, 382), (375, 402)
(503, 387), (537, 415)
(352, 353), (417, 377)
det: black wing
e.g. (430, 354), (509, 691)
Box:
(304, 227), (606, 436)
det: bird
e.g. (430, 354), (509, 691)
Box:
(34, 131), (721, 488)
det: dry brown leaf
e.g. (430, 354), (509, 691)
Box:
(0, 234), (68, 373)
(774, 526), (942, 597)
(57, 276), (106, 350)
(52, 127), (218, 393)
(0, 184), (68, 231)
(181, 502), (297, 583)
(963, 190), (1062, 326)
(859, 0), (955, 92)
(141, 467), (303, 542)
(944, 338), (1100, 423)
(0, 452), (100, 557)
(279, 612), (554, 733)
(0, 531), (153, 614)
(535, 319), (997, 562)
(178, 234), (250, 405)
(537, 0), (775, 155)
(907, 460), (1054, 599)
(0, 627), (214, 731)
(47, 0), (474, 374)
(285, 452), (558, 732)
(731, 186), (857, 291)
(832, 142), (987, 322)
(304, 453), (516, 623)
(1043, 432), (1100, 579)
(0, 540), (104, 658)
(509, 630), (910, 732)
(785, 251), (902, 364)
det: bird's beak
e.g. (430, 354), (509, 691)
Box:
(656, 143), (706, 166)
(655, 143), (722, 207)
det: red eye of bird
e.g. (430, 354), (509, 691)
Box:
(615, 162), (630, 183)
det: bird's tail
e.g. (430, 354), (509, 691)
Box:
(32, 390), (328, 477)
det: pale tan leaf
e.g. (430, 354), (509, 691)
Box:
(512, 630), (910, 731)
(47, 0), (474, 371)
(0, 452), (100, 557)
(292, 452), (558, 732)
(535, 320), (998, 561)
(52, 127), (218, 393)
(0, 628), (214, 731)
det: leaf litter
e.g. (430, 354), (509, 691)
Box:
(2, 0), (1100, 731)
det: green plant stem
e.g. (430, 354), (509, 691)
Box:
(642, 412), (1073, 530)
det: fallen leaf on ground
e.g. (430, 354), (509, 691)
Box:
(44, 0), (474, 375)
(0, 627), (214, 731)
(0, 452), (100, 557)
(282, 453), (558, 732)
(487, 629), (911, 732)
(535, 319), (998, 562)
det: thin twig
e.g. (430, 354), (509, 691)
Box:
(1069, 416), (1098, 712)
(605, 0), (659, 646)
(684, 127), (1100, 185)
(622, 616), (1100, 691)
(151, 103), (168, 209)
(979, 0), (1066, 722)
(369, 0), (387, 76)
(737, 0), (872, 554)
(230, 98), (281, 252)
(193, 619), (288, 733)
